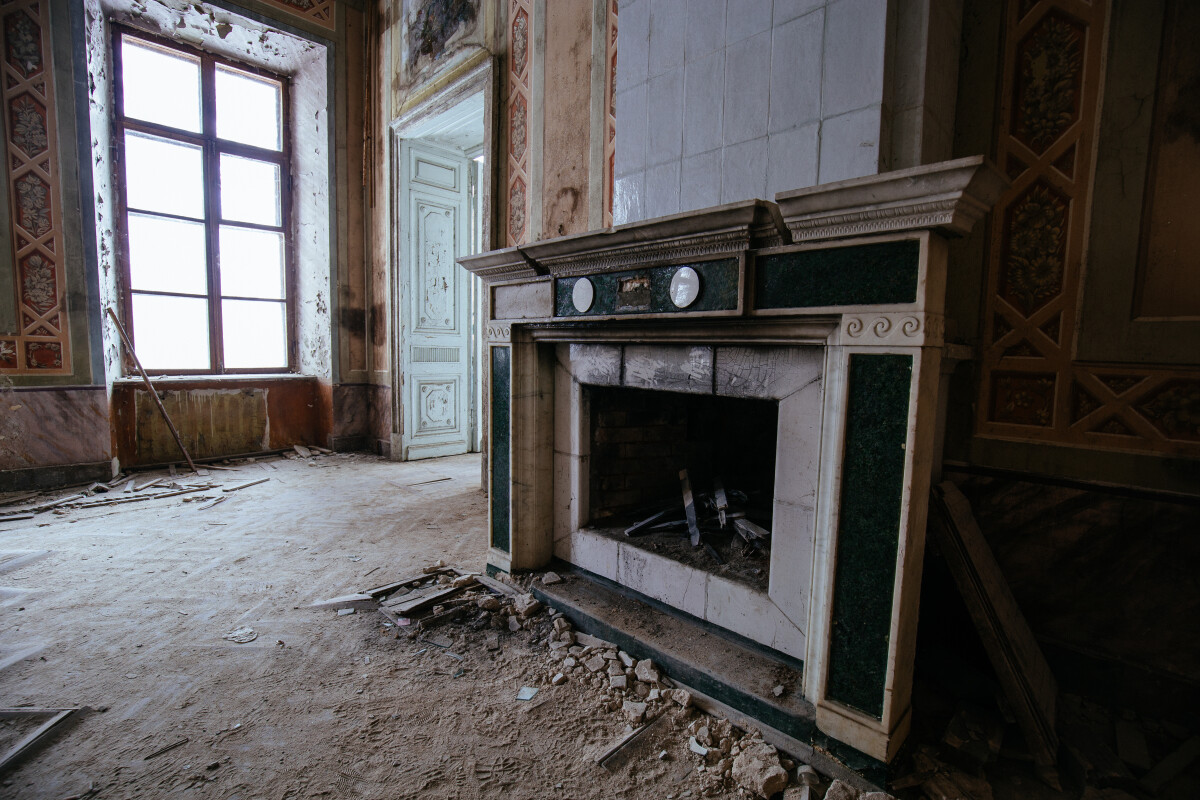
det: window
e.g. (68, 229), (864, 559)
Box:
(114, 29), (292, 373)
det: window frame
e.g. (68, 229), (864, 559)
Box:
(112, 25), (296, 376)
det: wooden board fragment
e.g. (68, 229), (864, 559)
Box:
(475, 574), (522, 597)
(0, 707), (81, 775)
(624, 509), (670, 537)
(680, 469), (700, 547)
(385, 585), (466, 615)
(0, 492), (40, 508)
(361, 569), (452, 598)
(929, 481), (1059, 775)
(223, 478), (269, 493)
(1141, 736), (1200, 794)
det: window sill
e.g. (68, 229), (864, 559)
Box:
(113, 373), (314, 386)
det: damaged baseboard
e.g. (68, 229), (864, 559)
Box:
(0, 461), (113, 492)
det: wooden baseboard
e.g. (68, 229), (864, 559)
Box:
(0, 461), (113, 491)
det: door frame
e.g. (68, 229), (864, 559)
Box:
(387, 59), (499, 461)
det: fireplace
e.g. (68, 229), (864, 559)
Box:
(460, 157), (1007, 767)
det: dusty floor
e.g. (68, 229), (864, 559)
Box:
(0, 453), (722, 799)
(1, 453), (1195, 800)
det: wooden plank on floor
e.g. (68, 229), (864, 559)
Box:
(0, 707), (79, 775)
(385, 585), (466, 616)
(929, 481), (1059, 775)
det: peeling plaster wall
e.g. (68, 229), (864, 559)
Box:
(540, 0), (593, 239)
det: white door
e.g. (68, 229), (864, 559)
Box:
(398, 140), (473, 460)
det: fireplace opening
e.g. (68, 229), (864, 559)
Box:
(586, 385), (778, 592)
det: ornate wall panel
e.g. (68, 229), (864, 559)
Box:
(976, 0), (1200, 456)
(602, 0), (616, 228)
(504, 0), (531, 246)
(257, 0), (335, 30)
(0, 0), (68, 374)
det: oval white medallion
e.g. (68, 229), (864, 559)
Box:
(572, 278), (595, 313)
(669, 266), (701, 308)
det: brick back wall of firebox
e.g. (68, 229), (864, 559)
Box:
(587, 387), (778, 523)
(590, 387), (689, 520)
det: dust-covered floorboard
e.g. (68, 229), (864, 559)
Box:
(0, 452), (696, 799)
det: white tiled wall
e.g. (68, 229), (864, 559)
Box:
(613, 0), (891, 224)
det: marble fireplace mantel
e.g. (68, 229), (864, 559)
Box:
(458, 156), (1007, 768)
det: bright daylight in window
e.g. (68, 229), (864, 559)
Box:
(116, 31), (291, 373)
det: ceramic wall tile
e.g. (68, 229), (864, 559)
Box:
(725, 0), (774, 44)
(721, 136), (768, 203)
(766, 123), (820, 197)
(614, 84), (648, 178)
(820, 0), (888, 118)
(612, 172), (645, 226)
(817, 105), (882, 184)
(645, 159), (682, 218)
(723, 31), (771, 145)
(768, 9), (824, 133)
(683, 49), (726, 156)
(685, 0), (727, 58)
(647, 68), (685, 166)
(616, 0), (651, 92)
(773, 0), (825, 25)
(648, 0), (687, 76)
(680, 148), (723, 211)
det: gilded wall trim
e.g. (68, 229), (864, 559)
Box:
(504, 0), (532, 246)
(976, 0), (1200, 456)
(257, 0), (335, 30)
(0, 0), (69, 373)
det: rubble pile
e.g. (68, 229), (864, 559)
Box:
(535, 589), (896, 800)
(327, 564), (903, 800)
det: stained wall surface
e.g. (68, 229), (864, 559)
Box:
(612, 0), (892, 224)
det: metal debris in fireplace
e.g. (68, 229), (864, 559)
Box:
(622, 468), (771, 567)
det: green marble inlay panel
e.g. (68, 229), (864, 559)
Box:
(755, 240), (920, 308)
(826, 354), (912, 718)
(490, 346), (511, 553)
(555, 259), (739, 317)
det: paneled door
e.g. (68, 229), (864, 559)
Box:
(398, 140), (473, 460)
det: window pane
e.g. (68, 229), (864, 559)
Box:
(124, 132), (205, 218)
(120, 37), (201, 132)
(132, 293), (210, 370)
(128, 213), (207, 294)
(220, 155), (280, 226)
(222, 299), (286, 369)
(219, 226), (285, 299)
(216, 66), (282, 150)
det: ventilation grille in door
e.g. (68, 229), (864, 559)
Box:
(411, 346), (461, 363)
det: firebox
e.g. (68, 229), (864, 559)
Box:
(459, 157), (1007, 769)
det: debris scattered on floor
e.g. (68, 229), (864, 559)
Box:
(222, 626), (258, 644)
(0, 451), (338, 525)
(142, 736), (188, 761)
(515, 686), (539, 701)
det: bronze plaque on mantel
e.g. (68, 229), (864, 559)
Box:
(616, 274), (652, 312)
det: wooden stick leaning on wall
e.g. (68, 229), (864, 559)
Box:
(105, 307), (198, 475)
